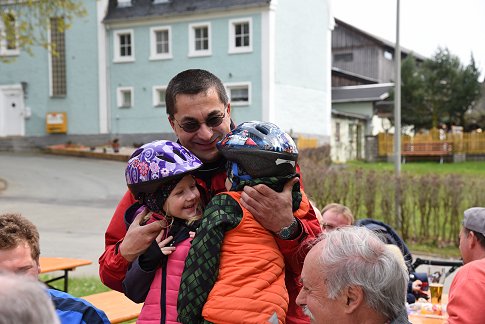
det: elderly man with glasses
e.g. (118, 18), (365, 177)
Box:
(99, 69), (321, 323)
(447, 207), (485, 324)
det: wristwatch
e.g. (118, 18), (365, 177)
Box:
(276, 217), (299, 240)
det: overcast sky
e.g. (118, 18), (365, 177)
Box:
(331, 0), (485, 81)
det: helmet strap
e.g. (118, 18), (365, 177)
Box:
(228, 162), (252, 190)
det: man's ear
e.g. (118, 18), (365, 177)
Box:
(469, 231), (478, 248)
(168, 116), (176, 132)
(343, 285), (364, 314)
(35, 260), (41, 276)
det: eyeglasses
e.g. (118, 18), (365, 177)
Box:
(172, 109), (226, 133)
(321, 223), (336, 231)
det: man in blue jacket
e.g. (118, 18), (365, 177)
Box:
(0, 212), (110, 324)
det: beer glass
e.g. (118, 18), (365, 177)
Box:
(428, 267), (445, 304)
(429, 283), (444, 304)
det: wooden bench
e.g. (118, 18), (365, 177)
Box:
(39, 257), (92, 292)
(83, 290), (142, 324)
(402, 142), (453, 164)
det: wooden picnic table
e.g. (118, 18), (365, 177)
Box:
(407, 294), (448, 324)
(83, 290), (142, 324)
(39, 257), (92, 292)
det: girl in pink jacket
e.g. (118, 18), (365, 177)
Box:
(122, 140), (203, 324)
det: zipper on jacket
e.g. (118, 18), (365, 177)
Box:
(160, 257), (168, 324)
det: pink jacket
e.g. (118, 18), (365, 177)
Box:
(130, 237), (191, 324)
(121, 204), (193, 324)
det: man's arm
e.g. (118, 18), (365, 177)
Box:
(98, 190), (161, 291)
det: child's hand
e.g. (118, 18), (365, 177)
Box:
(119, 209), (165, 262)
(159, 236), (176, 255)
(189, 231), (196, 239)
(155, 226), (166, 244)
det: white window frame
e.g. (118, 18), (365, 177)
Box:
(117, 86), (134, 108)
(150, 26), (172, 60)
(188, 22), (211, 57)
(117, 0), (132, 8)
(152, 85), (167, 107)
(113, 29), (135, 63)
(0, 11), (20, 57)
(228, 17), (252, 54)
(225, 82), (251, 106)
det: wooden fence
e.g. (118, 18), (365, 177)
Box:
(378, 129), (485, 156)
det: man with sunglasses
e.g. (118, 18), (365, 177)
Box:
(99, 69), (321, 323)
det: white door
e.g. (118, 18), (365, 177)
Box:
(0, 86), (25, 136)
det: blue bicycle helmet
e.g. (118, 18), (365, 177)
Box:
(217, 121), (298, 186)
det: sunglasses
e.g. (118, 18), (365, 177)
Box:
(173, 109), (226, 133)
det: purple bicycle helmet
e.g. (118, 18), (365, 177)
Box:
(217, 121), (298, 180)
(125, 140), (202, 199)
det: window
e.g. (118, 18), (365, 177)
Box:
(333, 53), (353, 62)
(117, 0), (132, 7)
(117, 87), (134, 108)
(114, 29), (134, 62)
(152, 85), (167, 107)
(229, 18), (252, 53)
(226, 82), (251, 106)
(50, 17), (66, 97)
(189, 22), (211, 57)
(335, 122), (340, 142)
(384, 50), (393, 60)
(0, 12), (19, 56)
(150, 26), (171, 60)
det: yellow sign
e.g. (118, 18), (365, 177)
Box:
(46, 112), (67, 134)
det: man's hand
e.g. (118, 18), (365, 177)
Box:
(412, 280), (430, 297)
(119, 209), (164, 262)
(240, 177), (299, 233)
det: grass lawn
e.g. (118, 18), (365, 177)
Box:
(346, 160), (485, 176)
(39, 274), (110, 297)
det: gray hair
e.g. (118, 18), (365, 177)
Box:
(0, 271), (59, 324)
(316, 227), (407, 320)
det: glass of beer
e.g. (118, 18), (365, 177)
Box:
(429, 283), (444, 304)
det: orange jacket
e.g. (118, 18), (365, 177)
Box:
(202, 191), (288, 323)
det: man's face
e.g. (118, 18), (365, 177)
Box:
(321, 209), (351, 232)
(0, 243), (39, 278)
(169, 87), (232, 163)
(296, 241), (345, 323)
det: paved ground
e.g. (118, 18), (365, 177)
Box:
(0, 151), (127, 277)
